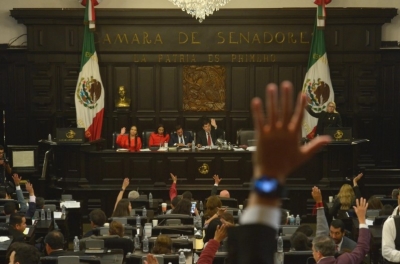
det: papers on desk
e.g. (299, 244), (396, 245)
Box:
(246, 146), (257, 152)
(53, 212), (63, 219)
(140, 148), (151, 152)
(366, 219), (374, 226)
(233, 148), (245, 151)
(23, 228), (29, 235)
(0, 236), (10, 242)
(60, 201), (80, 208)
(116, 148), (129, 152)
(157, 148), (168, 152)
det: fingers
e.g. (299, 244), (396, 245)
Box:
(280, 81), (294, 126)
(251, 97), (265, 137)
(266, 83), (278, 129)
(291, 92), (307, 132)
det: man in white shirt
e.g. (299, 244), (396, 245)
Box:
(382, 215), (400, 262)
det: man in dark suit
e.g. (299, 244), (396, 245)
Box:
(226, 81), (331, 264)
(45, 230), (83, 256)
(8, 213), (27, 243)
(169, 125), (193, 147)
(196, 118), (224, 147)
(312, 199), (370, 264)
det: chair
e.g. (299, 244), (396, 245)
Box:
(99, 249), (124, 264)
(142, 129), (154, 149)
(112, 132), (128, 149)
(44, 204), (57, 212)
(219, 197), (238, 208)
(281, 226), (298, 236)
(155, 214), (194, 225)
(166, 219), (181, 226)
(142, 255), (164, 264)
(236, 129), (255, 145)
(61, 194), (73, 201)
(110, 217), (127, 225)
(374, 215), (389, 225)
(58, 256), (79, 264)
(284, 251), (315, 264)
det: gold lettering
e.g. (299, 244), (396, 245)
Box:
(275, 32), (285, 44)
(263, 32), (273, 44)
(179, 32), (189, 44)
(103, 34), (111, 44)
(154, 34), (163, 44)
(300, 32), (310, 44)
(114, 34), (129, 44)
(131, 34), (140, 44)
(249, 54), (255, 62)
(257, 55), (262, 62)
(252, 33), (261, 44)
(208, 54), (214, 62)
(158, 54), (163, 62)
(229, 32), (238, 44)
(231, 54), (237, 62)
(143, 32), (151, 44)
(172, 54), (177, 62)
(190, 54), (196, 62)
(238, 54), (244, 62)
(214, 54), (220, 62)
(271, 54), (276, 62)
(240, 33), (249, 44)
(191, 32), (201, 44)
(165, 55), (171, 63)
(217, 32), (225, 44)
(264, 54), (269, 62)
(288, 32), (297, 43)
(180, 54), (185, 62)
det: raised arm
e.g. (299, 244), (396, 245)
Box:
(312, 186), (329, 236)
(169, 173), (177, 201)
(25, 182), (36, 217)
(113, 178), (129, 212)
(353, 173), (363, 199)
(12, 174), (28, 213)
(211, 175), (221, 196)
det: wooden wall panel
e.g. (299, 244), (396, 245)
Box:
(137, 67), (155, 112)
(231, 67), (249, 112)
(61, 65), (79, 113)
(254, 66), (274, 99)
(160, 67), (178, 112)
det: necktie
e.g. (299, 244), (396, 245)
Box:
(179, 136), (182, 144)
(207, 132), (211, 146)
(335, 244), (339, 252)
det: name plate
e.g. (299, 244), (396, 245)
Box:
(56, 128), (85, 143)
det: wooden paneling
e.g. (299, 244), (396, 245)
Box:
(231, 67), (249, 112)
(160, 67), (178, 112)
(137, 67), (155, 112)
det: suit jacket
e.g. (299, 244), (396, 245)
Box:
(169, 131), (193, 146)
(196, 127), (224, 147)
(9, 227), (25, 243)
(318, 228), (370, 264)
(227, 224), (276, 264)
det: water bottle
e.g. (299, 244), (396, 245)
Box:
(277, 234), (283, 252)
(142, 236), (149, 253)
(47, 208), (51, 220)
(200, 211), (204, 217)
(149, 192), (153, 205)
(295, 214), (301, 226)
(48, 134), (52, 141)
(142, 207), (147, 217)
(199, 201), (203, 211)
(289, 215), (295, 225)
(62, 205), (66, 215)
(238, 209), (242, 216)
(192, 140), (195, 150)
(134, 234), (141, 250)
(41, 209), (45, 220)
(73, 236), (80, 252)
(136, 215), (141, 228)
(179, 252), (186, 264)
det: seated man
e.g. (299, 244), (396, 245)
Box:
(382, 214), (400, 262)
(83, 209), (107, 238)
(312, 186), (357, 252)
(45, 230), (82, 256)
(169, 125), (193, 147)
(211, 174), (230, 198)
(196, 118), (224, 147)
(8, 213), (27, 243)
(7, 242), (40, 264)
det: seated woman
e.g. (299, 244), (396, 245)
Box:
(367, 195), (383, 210)
(171, 198), (202, 229)
(152, 235), (172, 254)
(105, 221), (134, 256)
(112, 198), (132, 217)
(329, 173), (363, 218)
(116, 126), (142, 152)
(149, 124), (170, 147)
(203, 195), (222, 227)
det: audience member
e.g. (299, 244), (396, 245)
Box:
(392, 191), (400, 216)
(112, 178), (131, 217)
(380, 204), (394, 216)
(329, 174), (363, 218)
(290, 232), (311, 251)
(204, 196), (223, 227)
(84, 209), (107, 238)
(152, 234), (172, 254)
(169, 125), (193, 147)
(116, 126), (142, 152)
(44, 230), (76, 256)
(7, 242), (40, 264)
(382, 214), (400, 262)
(295, 224), (313, 237)
(392, 189), (399, 199)
(311, 198), (369, 263)
(211, 174), (230, 198)
(128, 190), (139, 199)
(198, 224), (229, 264)
(109, 220), (124, 237)
(312, 187), (357, 252)
(171, 198), (201, 228)
(182, 191), (192, 201)
(149, 124), (170, 147)
(169, 173), (192, 201)
(367, 195), (383, 210)
(280, 209), (288, 225)
(166, 196), (181, 215)
(8, 213), (27, 243)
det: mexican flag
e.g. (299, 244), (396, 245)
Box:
(75, 0), (104, 141)
(302, 1), (334, 139)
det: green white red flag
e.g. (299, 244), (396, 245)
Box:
(75, 1), (104, 141)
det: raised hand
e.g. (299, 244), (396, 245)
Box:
(121, 178), (129, 190)
(25, 182), (34, 196)
(353, 173), (363, 186)
(211, 118), (217, 128)
(170, 173), (177, 183)
(120, 127), (126, 135)
(213, 174), (221, 185)
(353, 198), (368, 224)
(311, 186), (322, 203)
(251, 81), (331, 181)
(12, 173), (21, 186)
(143, 254), (159, 264)
(214, 224), (228, 243)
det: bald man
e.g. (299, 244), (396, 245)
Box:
(211, 175), (230, 198)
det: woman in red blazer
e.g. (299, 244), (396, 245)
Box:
(149, 124), (170, 147)
(116, 126), (142, 152)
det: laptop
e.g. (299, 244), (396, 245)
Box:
(323, 127), (352, 143)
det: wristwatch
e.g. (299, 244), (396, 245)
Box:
(253, 175), (286, 198)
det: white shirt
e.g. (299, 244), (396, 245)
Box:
(382, 216), (400, 262)
(239, 205), (280, 230)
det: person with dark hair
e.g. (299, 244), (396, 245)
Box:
(0, 145), (12, 183)
(198, 223), (229, 264)
(112, 178), (131, 217)
(36, 197), (45, 209)
(149, 124), (170, 147)
(312, 198), (369, 264)
(171, 199), (201, 228)
(169, 125), (193, 147)
(380, 204), (393, 216)
(44, 230), (76, 256)
(116, 125), (142, 152)
(367, 195), (383, 210)
(182, 191), (192, 201)
(83, 209), (107, 238)
(4, 202), (17, 215)
(312, 187), (357, 252)
(290, 232), (311, 251)
(166, 196), (181, 215)
(152, 234), (172, 254)
(295, 224), (313, 237)
(7, 242), (40, 264)
(8, 213), (27, 242)
(196, 118), (224, 148)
